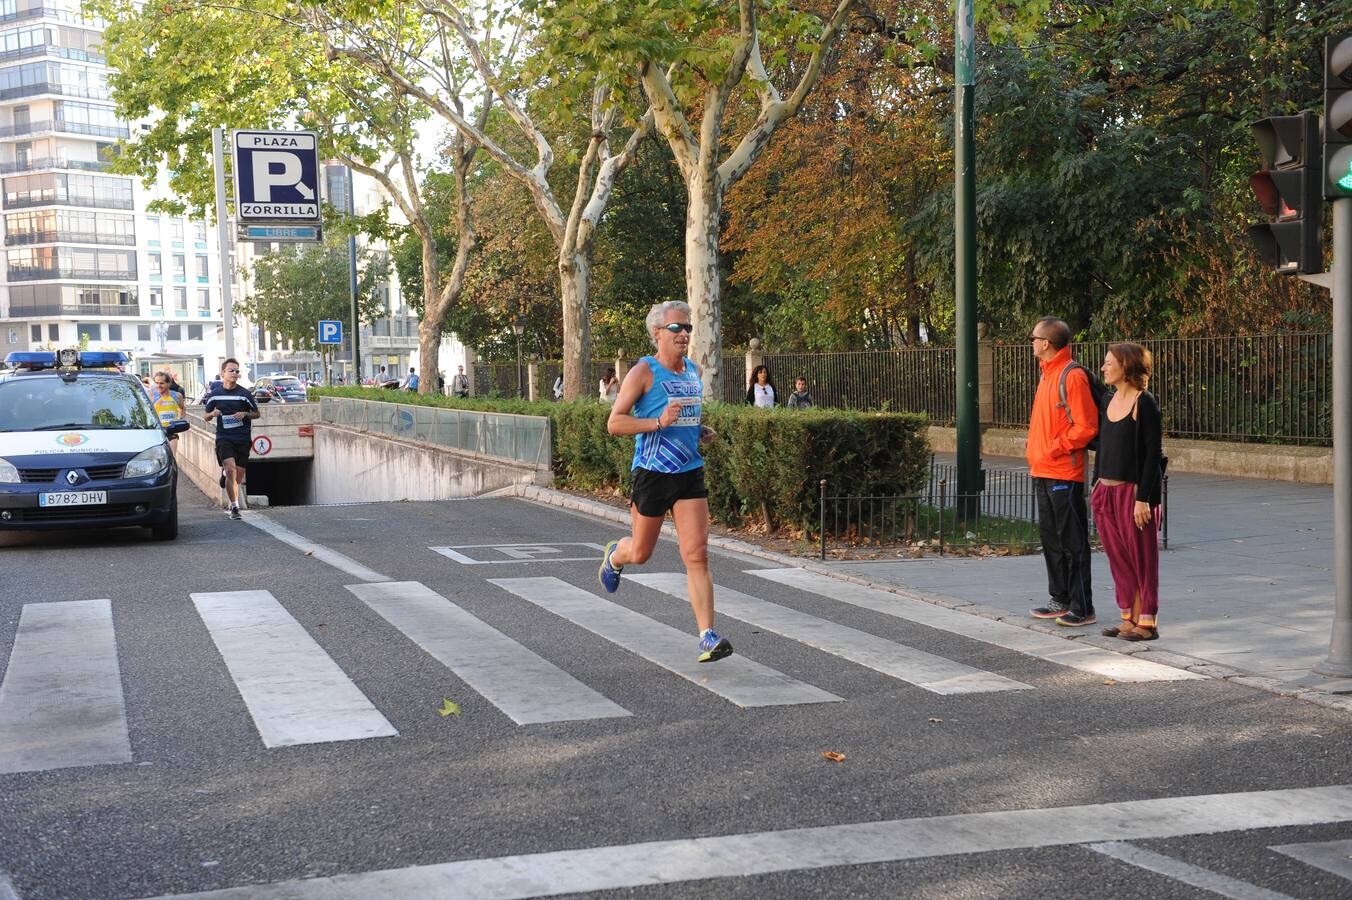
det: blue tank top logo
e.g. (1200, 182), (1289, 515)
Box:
(632, 356), (703, 474)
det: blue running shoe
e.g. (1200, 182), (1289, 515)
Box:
(598, 539), (623, 593)
(698, 628), (733, 663)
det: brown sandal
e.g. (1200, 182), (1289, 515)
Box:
(1119, 626), (1159, 641)
(1102, 622), (1135, 637)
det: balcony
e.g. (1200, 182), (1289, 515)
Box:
(4, 194), (134, 211)
(8, 302), (136, 317)
(0, 120), (129, 140)
(5, 229), (135, 246)
(0, 157), (110, 175)
(0, 44), (105, 64)
(0, 82), (111, 102)
(6, 265), (136, 281)
(0, 7), (104, 27)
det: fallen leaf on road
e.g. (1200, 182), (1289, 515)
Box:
(1103, 679), (1117, 686)
(437, 698), (461, 718)
(927, 717), (943, 723)
(821, 751), (846, 763)
(304, 550), (314, 556)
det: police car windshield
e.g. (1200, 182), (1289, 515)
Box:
(0, 376), (156, 432)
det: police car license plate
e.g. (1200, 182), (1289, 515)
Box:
(39, 491), (107, 507)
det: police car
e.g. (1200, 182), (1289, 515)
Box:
(0, 349), (188, 540)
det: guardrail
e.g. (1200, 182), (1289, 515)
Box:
(319, 396), (551, 470)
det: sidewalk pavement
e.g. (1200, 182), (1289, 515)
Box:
(833, 455), (1336, 687)
(506, 458), (1347, 710)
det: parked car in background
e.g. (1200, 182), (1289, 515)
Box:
(255, 375), (307, 403)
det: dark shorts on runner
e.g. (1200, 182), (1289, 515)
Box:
(630, 467), (707, 517)
(215, 440), (251, 468)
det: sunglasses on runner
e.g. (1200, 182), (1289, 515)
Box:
(662, 322), (693, 334)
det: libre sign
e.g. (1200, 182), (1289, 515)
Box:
(233, 130), (321, 223)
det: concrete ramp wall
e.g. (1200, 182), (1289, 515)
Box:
(310, 425), (543, 503)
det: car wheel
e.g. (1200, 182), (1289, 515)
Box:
(150, 497), (178, 541)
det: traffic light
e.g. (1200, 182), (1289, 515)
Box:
(1248, 110), (1322, 275)
(1326, 32), (1352, 199)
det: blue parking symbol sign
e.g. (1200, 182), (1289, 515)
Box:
(318, 320), (343, 345)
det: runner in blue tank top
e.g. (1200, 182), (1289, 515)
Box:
(597, 301), (732, 663)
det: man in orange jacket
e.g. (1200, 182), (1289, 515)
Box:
(1027, 316), (1099, 626)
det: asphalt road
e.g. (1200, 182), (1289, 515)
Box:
(1, 489), (1351, 899)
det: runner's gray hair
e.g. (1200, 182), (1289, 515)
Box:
(646, 301), (692, 347)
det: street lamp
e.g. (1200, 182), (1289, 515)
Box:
(511, 319), (525, 399)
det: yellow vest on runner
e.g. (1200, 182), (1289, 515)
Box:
(151, 390), (183, 427)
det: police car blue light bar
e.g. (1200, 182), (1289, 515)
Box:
(4, 350), (129, 369)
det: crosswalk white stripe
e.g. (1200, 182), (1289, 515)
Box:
(0, 599), (131, 774)
(244, 514), (391, 583)
(629, 573), (1031, 695)
(191, 591), (398, 747)
(488, 577), (841, 709)
(1086, 842), (1297, 900)
(747, 569), (1206, 683)
(142, 784), (1352, 899)
(1269, 838), (1352, 879)
(346, 582), (630, 725)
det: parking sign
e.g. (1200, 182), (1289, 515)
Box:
(233, 130), (321, 223)
(318, 320), (343, 345)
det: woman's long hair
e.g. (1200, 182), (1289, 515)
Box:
(746, 365), (775, 404)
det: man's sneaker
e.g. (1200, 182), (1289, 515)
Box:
(229, 506), (242, 521)
(698, 629), (733, 663)
(598, 540), (622, 593)
(1055, 612), (1097, 627)
(1030, 601), (1072, 619)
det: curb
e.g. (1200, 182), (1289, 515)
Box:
(508, 483), (1352, 715)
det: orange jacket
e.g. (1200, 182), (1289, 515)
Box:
(1026, 345), (1098, 481)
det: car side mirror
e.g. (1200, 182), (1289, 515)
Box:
(167, 420), (190, 435)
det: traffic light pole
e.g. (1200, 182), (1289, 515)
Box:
(1315, 196), (1352, 681)
(954, 0), (982, 517)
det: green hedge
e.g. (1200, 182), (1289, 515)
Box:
(312, 387), (930, 532)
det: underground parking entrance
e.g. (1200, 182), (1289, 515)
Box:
(241, 458), (314, 507)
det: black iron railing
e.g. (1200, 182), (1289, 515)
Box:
(817, 458), (1169, 557)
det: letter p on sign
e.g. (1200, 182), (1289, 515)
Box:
(252, 151), (302, 202)
(318, 320), (342, 344)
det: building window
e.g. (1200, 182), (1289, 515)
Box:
(77, 322), (99, 341)
(197, 288), (210, 310)
(171, 219), (183, 241)
(174, 287), (186, 310)
(47, 323), (57, 341)
(30, 324), (40, 342)
(172, 253), (184, 279)
(187, 324), (202, 340)
(166, 324), (181, 340)
(149, 288), (162, 307)
(195, 255), (208, 279)
(148, 253), (161, 276)
(106, 323), (121, 341)
(193, 221), (207, 242)
(137, 324), (150, 341)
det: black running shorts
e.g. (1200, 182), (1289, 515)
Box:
(215, 439), (251, 467)
(630, 467), (708, 517)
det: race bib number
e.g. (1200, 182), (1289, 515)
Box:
(222, 414), (242, 429)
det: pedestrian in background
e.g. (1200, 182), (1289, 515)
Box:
(402, 367), (419, 392)
(1092, 342), (1165, 641)
(599, 367), (619, 404)
(746, 365), (776, 407)
(451, 365), (471, 398)
(786, 375), (814, 409)
(1027, 316), (1099, 627)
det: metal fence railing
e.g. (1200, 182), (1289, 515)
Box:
(717, 348), (957, 420)
(817, 457), (1170, 558)
(319, 396), (551, 470)
(992, 333), (1332, 445)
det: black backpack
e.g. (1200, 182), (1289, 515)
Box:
(1056, 361), (1108, 451)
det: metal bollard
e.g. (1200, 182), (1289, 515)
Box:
(819, 479), (828, 560)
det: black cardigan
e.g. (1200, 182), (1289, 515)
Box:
(1092, 390), (1164, 507)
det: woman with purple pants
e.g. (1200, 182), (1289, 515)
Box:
(1091, 342), (1165, 641)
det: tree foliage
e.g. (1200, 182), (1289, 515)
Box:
(237, 239), (388, 357)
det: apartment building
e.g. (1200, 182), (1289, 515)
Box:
(0, 0), (230, 397)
